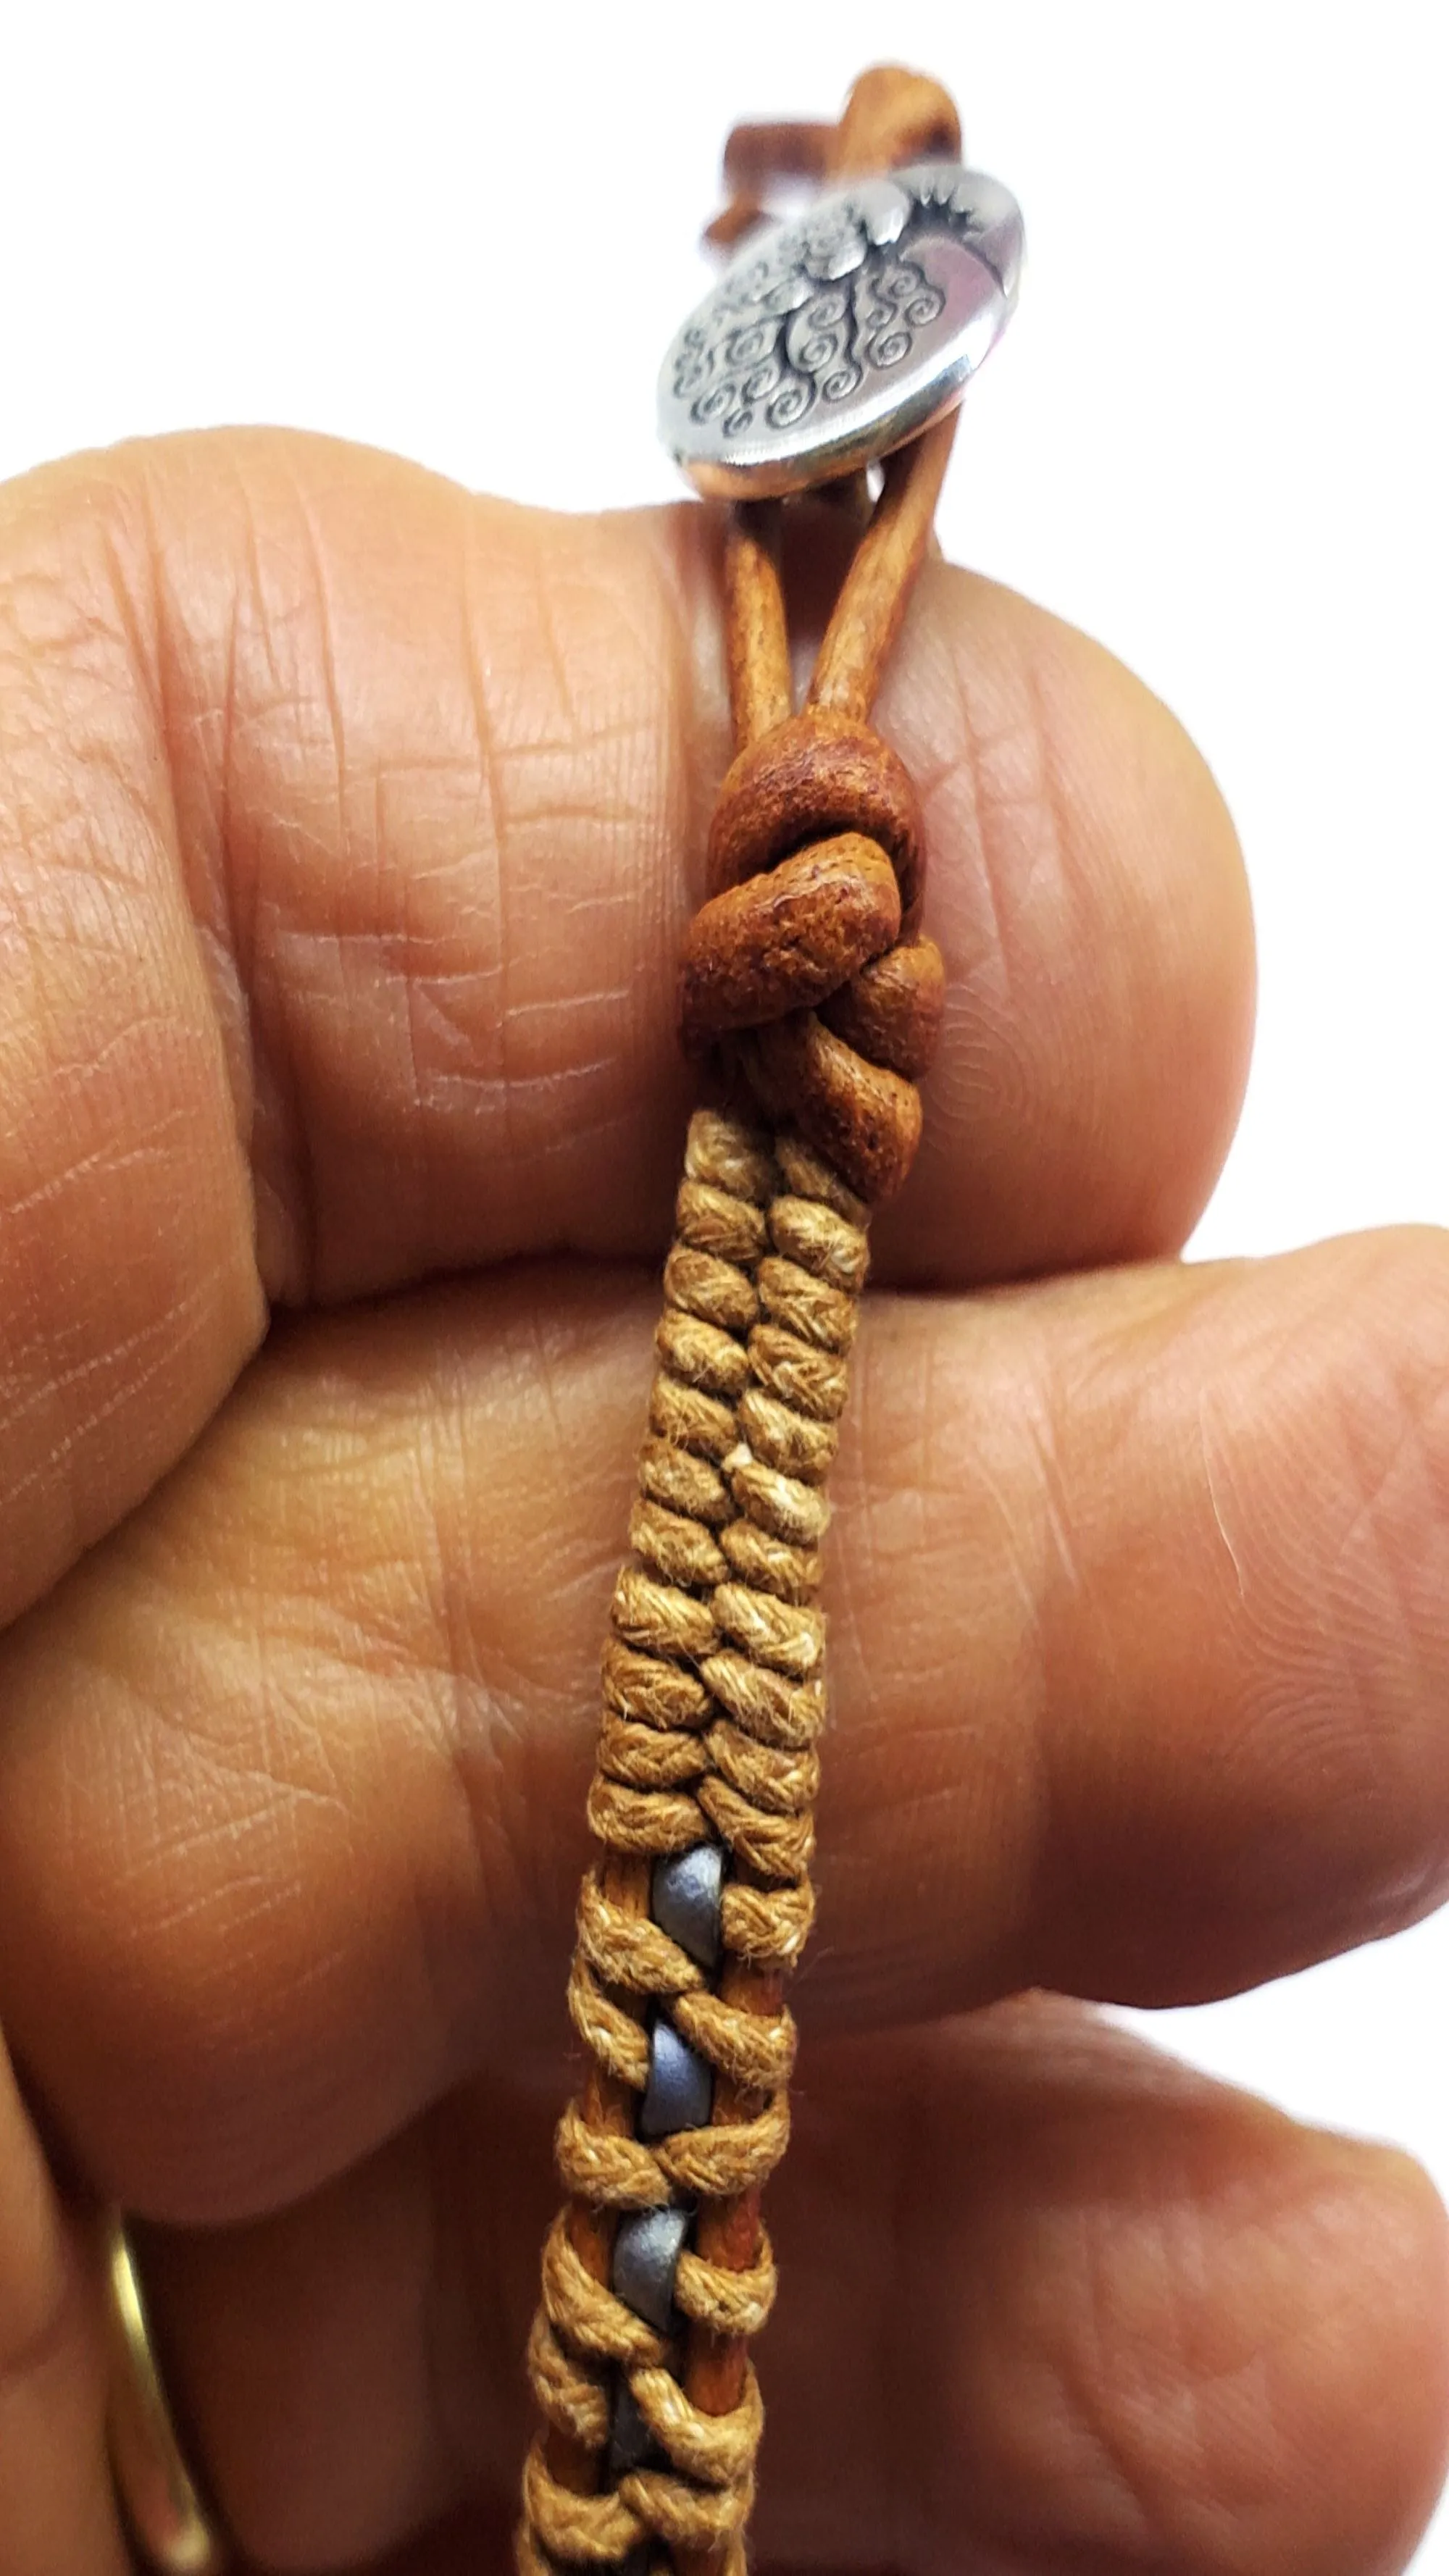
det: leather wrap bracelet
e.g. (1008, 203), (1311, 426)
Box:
(517, 64), (1023, 2575)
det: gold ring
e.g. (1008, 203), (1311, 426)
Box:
(101, 2212), (230, 2575)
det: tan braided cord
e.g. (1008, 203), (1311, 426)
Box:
(517, 65), (962, 2575)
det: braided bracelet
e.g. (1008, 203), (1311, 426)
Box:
(517, 65), (1023, 2575)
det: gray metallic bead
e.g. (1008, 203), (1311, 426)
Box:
(638, 2017), (713, 2139)
(651, 1842), (724, 1972)
(659, 159), (1024, 496)
(607, 2375), (656, 2481)
(611, 2203), (690, 2335)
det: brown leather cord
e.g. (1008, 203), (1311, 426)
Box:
(518, 65), (959, 2576)
(682, 409), (954, 1204)
(706, 64), (960, 248)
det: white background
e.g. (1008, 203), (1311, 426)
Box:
(3, 0), (1447, 2561)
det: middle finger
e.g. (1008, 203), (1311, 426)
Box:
(0, 1227), (1446, 2222)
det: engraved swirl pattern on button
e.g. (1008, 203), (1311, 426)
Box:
(672, 177), (975, 453)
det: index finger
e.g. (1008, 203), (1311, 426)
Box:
(0, 428), (1250, 1626)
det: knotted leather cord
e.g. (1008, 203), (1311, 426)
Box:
(518, 67), (961, 2576)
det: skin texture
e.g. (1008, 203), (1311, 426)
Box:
(0, 427), (1445, 2574)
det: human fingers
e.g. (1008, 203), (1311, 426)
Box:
(0, 2033), (130, 2574)
(0, 428), (1249, 1628)
(135, 1998), (1449, 2575)
(0, 1228), (1445, 2220)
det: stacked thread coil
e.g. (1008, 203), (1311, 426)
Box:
(519, 1105), (871, 2573)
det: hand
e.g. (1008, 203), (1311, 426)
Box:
(0, 429), (1445, 2575)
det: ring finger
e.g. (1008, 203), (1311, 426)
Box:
(0, 2032), (128, 2574)
(132, 1997), (1449, 2575)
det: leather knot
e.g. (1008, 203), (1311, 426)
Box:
(705, 709), (923, 916)
(680, 709), (944, 1201)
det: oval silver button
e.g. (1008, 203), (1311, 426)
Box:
(659, 161), (1024, 497)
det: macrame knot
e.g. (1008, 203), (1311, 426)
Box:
(520, 60), (965, 2576)
(679, 708), (945, 1203)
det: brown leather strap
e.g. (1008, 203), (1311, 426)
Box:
(517, 63), (960, 2576)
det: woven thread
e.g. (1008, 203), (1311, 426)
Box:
(521, 1113), (867, 2571)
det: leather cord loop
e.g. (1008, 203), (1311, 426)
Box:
(685, 385), (958, 1202)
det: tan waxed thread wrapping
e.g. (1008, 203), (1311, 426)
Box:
(518, 59), (962, 2576)
(521, 1113), (864, 2576)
